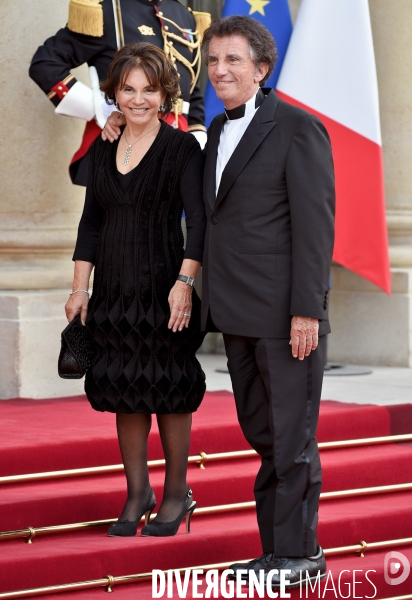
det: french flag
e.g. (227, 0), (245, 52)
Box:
(276, 0), (391, 294)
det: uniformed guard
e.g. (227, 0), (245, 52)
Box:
(29, 0), (210, 186)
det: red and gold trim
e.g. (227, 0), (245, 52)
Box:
(161, 112), (188, 131)
(47, 75), (76, 106)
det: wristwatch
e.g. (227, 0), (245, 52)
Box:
(177, 274), (195, 287)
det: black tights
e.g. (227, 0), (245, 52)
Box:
(116, 412), (192, 522)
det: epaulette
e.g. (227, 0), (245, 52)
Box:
(68, 0), (104, 37)
(173, 1), (211, 42)
(191, 11), (211, 42)
(155, 4), (211, 92)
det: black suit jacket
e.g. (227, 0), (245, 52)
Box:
(201, 90), (335, 338)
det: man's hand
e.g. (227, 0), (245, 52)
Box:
(101, 111), (125, 142)
(290, 316), (319, 360)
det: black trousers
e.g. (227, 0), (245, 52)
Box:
(223, 333), (327, 557)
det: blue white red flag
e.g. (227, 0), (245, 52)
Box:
(204, 0), (292, 127)
(276, 0), (390, 293)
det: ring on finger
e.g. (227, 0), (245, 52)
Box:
(183, 312), (191, 317)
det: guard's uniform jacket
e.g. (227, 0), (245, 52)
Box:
(29, 0), (208, 185)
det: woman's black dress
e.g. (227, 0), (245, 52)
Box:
(73, 121), (206, 414)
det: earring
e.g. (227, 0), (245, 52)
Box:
(159, 103), (165, 112)
(115, 100), (123, 115)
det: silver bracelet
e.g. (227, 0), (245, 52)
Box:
(70, 289), (89, 296)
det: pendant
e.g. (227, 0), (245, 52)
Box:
(123, 144), (132, 166)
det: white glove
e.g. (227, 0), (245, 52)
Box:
(55, 81), (95, 121)
(102, 100), (119, 121)
(190, 130), (207, 149)
(54, 68), (117, 129)
(90, 66), (121, 127)
(89, 66), (106, 129)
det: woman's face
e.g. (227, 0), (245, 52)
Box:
(115, 67), (165, 127)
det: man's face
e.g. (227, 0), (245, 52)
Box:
(207, 35), (268, 110)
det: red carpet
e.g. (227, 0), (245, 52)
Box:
(37, 544), (412, 599)
(3, 443), (412, 532)
(1, 392), (409, 476)
(1, 494), (412, 591)
(1, 392), (412, 598)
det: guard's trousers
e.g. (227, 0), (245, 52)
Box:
(223, 334), (327, 557)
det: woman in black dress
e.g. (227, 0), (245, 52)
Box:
(65, 43), (206, 537)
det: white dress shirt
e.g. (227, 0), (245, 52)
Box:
(216, 88), (260, 195)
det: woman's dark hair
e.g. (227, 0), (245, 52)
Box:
(101, 42), (180, 115)
(202, 16), (278, 86)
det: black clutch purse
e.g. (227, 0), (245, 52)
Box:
(58, 314), (96, 379)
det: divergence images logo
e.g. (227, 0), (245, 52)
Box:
(384, 551), (410, 586)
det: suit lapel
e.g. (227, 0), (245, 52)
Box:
(204, 114), (225, 211)
(215, 89), (280, 210)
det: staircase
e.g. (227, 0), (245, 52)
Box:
(1, 391), (412, 599)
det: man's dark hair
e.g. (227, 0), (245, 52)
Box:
(202, 16), (278, 86)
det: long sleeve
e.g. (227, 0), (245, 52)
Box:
(29, 27), (108, 107)
(73, 142), (104, 264)
(29, 1), (206, 132)
(285, 113), (335, 320)
(181, 145), (206, 263)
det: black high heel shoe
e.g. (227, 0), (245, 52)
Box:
(107, 489), (156, 537)
(141, 488), (196, 537)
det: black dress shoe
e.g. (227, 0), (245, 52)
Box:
(263, 546), (326, 589)
(228, 552), (274, 580)
(107, 489), (156, 537)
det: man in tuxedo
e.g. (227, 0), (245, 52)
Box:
(201, 16), (335, 588)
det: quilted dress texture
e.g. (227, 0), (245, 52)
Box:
(74, 122), (206, 413)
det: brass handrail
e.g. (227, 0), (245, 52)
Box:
(0, 451), (252, 485)
(0, 519), (116, 543)
(0, 538), (411, 598)
(2, 482), (412, 543)
(0, 503), (258, 544)
(322, 482), (412, 500)
(319, 433), (412, 449)
(379, 596), (412, 600)
(1, 433), (412, 486)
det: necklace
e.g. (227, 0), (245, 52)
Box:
(122, 123), (160, 166)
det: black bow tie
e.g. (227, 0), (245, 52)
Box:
(224, 88), (265, 120)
